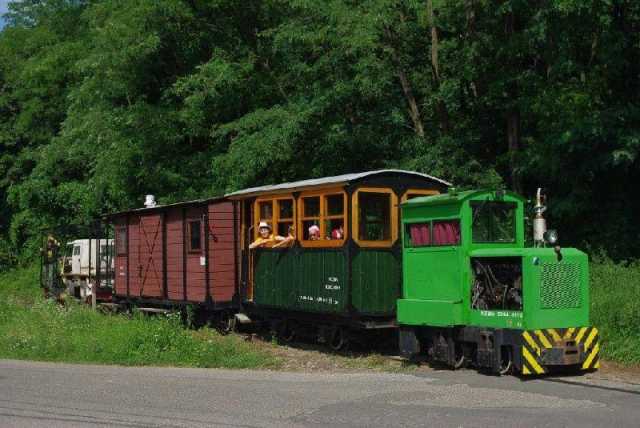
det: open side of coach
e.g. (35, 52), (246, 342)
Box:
(227, 170), (450, 347)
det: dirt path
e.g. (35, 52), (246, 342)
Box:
(240, 333), (640, 384)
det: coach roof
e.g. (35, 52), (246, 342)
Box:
(225, 169), (451, 199)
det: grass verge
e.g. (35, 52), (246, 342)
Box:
(0, 266), (281, 369)
(590, 257), (640, 365)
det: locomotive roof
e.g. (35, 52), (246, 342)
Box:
(402, 189), (525, 206)
(225, 169), (451, 199)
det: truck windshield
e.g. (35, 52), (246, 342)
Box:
(471, 201), (516, 243)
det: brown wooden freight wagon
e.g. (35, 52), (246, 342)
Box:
(105, 197), (239, 318)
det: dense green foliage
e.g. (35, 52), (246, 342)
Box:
(0, 266), (281, 367)
(590, 256), (640, 364)
(1, 0), (639, 266)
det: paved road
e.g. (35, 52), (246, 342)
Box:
(1, 359), (639, 427)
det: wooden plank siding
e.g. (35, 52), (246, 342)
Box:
(208, 201), (236, 303)
(110, 198), (237, 307)
(165, 209), (184, 301)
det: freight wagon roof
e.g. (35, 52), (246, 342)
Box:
(225, 169), (452, 199)
(104, 196), (227, 218)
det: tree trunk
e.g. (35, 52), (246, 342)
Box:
(427, 0), (450, 132)
(506, 109), (522, 194)
(504, 9), (522, 193)
(384, 27), (425, 138)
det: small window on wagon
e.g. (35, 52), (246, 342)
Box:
(116, 227), (127, 255)
(188, 220), (202, 252)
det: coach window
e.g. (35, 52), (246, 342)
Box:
(401, 189), (439, 202)
(188, 220), (202, 252)
(116, 226), (127, 255)
(352, 188), (398, 247)
(258, 200), (274, 231)
(298, 189), (347, 247)
(253, 195), (296, 240)
(277, 199), (294, 237)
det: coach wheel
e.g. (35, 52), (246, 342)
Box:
(330, 326), (348, 351)
(279, 320), (296, 343)
(216, 312), (234, 335)
(498, 346), (513, 375)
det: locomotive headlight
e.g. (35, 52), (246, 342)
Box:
(543, 229), (558, 245)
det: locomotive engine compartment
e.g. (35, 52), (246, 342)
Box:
(471, 257), (522, 311)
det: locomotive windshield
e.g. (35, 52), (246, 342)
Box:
(471, 201), (516, 243)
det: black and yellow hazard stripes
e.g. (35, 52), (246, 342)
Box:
(520, 327), (599, 375)
(577, 327), (600, 370)
(521, 330), (547, 375)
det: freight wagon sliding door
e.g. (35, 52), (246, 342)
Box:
(136, 214), (164, 298)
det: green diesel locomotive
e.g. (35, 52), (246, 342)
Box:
(398, 189), (599, 375)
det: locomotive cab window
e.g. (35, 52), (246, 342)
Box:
(188, 220), (202, 252)
(353, 188), (398, 247)
(406, 223), (431, 247)
(472, 201), (516, 243)
(405, 220), (460, 247)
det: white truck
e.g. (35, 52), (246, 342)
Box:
(61, 239), (114, 301)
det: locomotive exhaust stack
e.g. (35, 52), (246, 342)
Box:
(533, 188), (558, 247)
(533, 188), (547, 247)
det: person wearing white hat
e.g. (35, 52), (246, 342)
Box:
(249, 221), (293, 249)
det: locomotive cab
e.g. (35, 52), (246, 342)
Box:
(398, 189), (598, 375)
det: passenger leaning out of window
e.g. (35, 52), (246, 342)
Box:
(250, 221), (293, 249)
(331, 224), (344, 240)
(273, 225), (296, 248)
(308, 224), (321, 240)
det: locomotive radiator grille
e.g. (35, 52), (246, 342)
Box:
(539, 263), (581, 309)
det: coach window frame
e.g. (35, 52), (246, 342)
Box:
(297, 188), (347, 248)
(253, 194), (296, 241)
(352, 187), (398, 248)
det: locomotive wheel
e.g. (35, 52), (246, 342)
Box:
(329, 326), (348, 351)
(453, 343), (467, 370)
(498, 347), (513, 375)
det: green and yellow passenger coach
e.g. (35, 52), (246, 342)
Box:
(397, 189), (599, 375)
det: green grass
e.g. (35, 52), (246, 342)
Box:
(590, 257), (640, 365)
(0, 266), (281, 369)
(2, 259), (639, 368)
